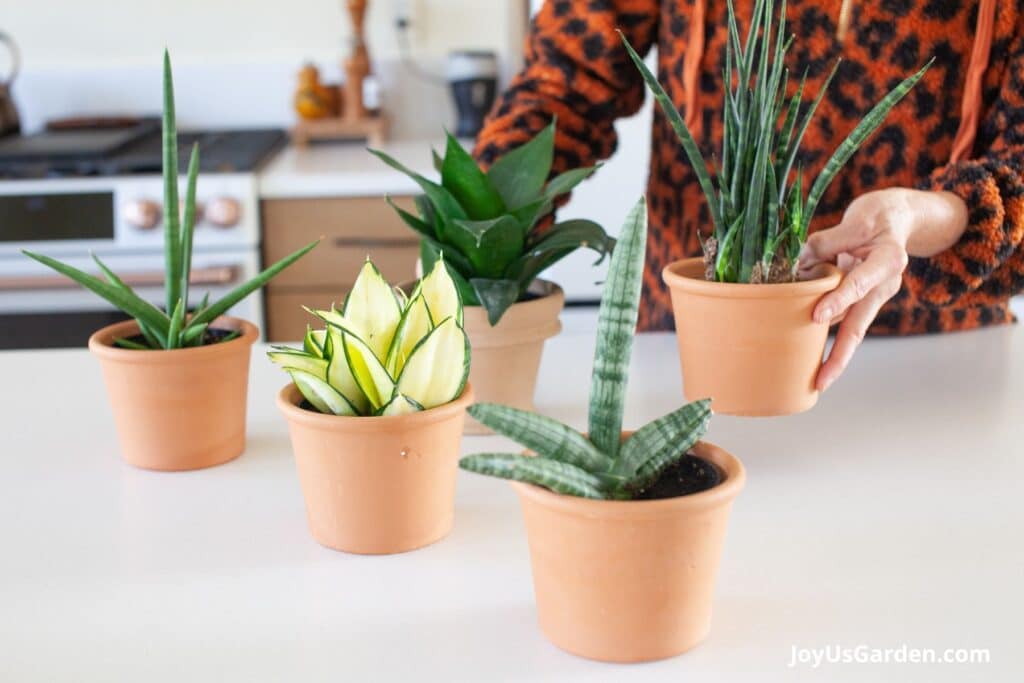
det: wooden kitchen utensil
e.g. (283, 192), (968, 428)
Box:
(292, 0), (388, 146)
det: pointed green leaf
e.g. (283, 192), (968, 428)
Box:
(162, 50), (182, 314)
(469, 278), (520, 326)
(486, 121), (555, 210)
(395, 317), (469, 409)
(459, 453), (607, 499)
(616, 399), (712, 484)
(342, 259), (403, 362)
(544, 165), (598, 201)
(468, 403), (613, 472)
(369, 148), (468, 223)
(587, 197), (647, 458)
(180, 143), (200, 310)
(526, 219), (613, 263)
(385, 294), (433, 375)
(448, 215), (524, 278)
(441, 132), (506, 219)
(289, 370), (358, 416)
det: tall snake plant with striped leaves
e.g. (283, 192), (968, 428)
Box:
(460, 197), (712, 500)
(22, 51), (318, 349)
(621, 0), (931, 283)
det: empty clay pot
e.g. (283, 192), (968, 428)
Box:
(88, 316), (258, 471)
(511, 440), (745, 663)
(277, 383), (473, 554)
(663, 257), (842, 416)
(462, 280), (563, 434)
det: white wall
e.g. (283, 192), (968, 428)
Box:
(1, 0), (528, 136)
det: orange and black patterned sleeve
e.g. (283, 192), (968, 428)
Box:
(473, 0), (660, 177)
(906, 28), (1024, 309)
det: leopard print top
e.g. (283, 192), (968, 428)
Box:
(474, 0), (1024, 334)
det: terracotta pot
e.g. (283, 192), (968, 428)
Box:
(512, 440), (745, 663)
(88, 317), (258, 471)
(663, 257), (842, 416)
(462, 280), (563, 434)
(277, 383), (473, 554)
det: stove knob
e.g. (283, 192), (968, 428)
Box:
(206, 196), (241, 228)
(179, 200), (205, 224)
(124, 199), (162, 231)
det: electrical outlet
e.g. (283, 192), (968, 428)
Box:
(393, 0), (415, 29)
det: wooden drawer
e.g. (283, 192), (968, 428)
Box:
(265, 289), (347, 342)
(262, 196), (420, 289)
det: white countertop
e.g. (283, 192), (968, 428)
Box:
(258, 139), (439, 200)
(1, 326), (1021, 682)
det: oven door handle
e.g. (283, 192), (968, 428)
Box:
(0, 265), (240, 291)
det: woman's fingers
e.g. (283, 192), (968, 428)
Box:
(799, 217), (877, 267)
(817, 286), (892, 392)
(812, 244), (907, 323)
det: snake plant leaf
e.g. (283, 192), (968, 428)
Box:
(544, 165), (599, 201)
(802, 59), (933, 234)
(413, 257), (463, 326)
(431, 147), (444, 173)
(114, 337), (150, 350)
(385, 294), (433, 376)
(368, 148), (468, 225)
(386, 195), (436, 240)
(486, 121), (555, 210)
(162, 50), (182, 315)
(441, 132), (506, 219)
(587, 197), (647, 459)
(421, 240), (479, 306)
(289, 369), (358, 416)
(448, 215), (524, 279)
(470, 278), (520, 326)
(504, 248), (574, 294)
(181, 322), (207, 347)
(395, 317), (469, 409)
(304, 326), (327, 358)
(379, 393), (424, 416)
(189, 239), (319, 328)
(268, 350), (329, 379)
(467, 403), (614, 472)
(621, 33), (724, 238)
(459, 453), (608, 499)
(22, 250), (171, 338)
(526, 219), (615, 263)
(179, 143), (200, 311)
(343, 259), (403, 361)
(341, 329), (396, 411)
(326, 328), (371, 413)
(166, 297), (186, 349)
(615, 399), (712, 481)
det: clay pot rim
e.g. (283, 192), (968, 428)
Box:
(277, 381), (475, 431)
(397, 278), (565, 313)
(663, 257), (841, 299)
(510, 439), (745, 519)
(87, 316), (258, 363)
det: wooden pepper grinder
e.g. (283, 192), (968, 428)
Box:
(344, 0), (370, 121)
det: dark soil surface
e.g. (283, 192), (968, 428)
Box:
(634, 453), (722, 500)
(118, 327), (237, 349)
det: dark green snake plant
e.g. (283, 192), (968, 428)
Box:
(622, 0), (931, 283)
(460, 197), (712, 500)
(22, 51), (317, 349)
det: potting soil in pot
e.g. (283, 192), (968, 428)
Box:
(634, 453), (722, 500)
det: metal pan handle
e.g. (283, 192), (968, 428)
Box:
(0, 265), (239, 292)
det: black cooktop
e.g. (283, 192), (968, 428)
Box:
(0, 120), (286, 179)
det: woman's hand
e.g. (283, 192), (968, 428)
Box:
(798, 188), (968, 391)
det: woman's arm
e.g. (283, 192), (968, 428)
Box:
(474, 0), (660, 176)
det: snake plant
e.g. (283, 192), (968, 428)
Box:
(460, 197), (712, 500)
(22, 51), (317, 349)
(270, 257), (470, 416)
(369, 123), (614, 325)
(622, 0), (931, 283)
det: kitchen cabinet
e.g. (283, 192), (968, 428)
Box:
(261, 195), (420, 341)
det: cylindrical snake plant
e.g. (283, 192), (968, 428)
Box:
(22, 51), (318, 350)
(621, 0), (931, 283)
(460, 197), (713, 500)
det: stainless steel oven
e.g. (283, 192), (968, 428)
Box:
(0, 174), (263, 349)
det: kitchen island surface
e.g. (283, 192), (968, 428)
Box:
(0, 326), (1020, 682)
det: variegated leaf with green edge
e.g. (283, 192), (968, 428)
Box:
(421, 240), (479, 305)
(304, 326), (327, 358)
(467, 403), (613, 473)
(459, 453), (608, 499)
(411, 257), (463, 326)
(327, 328), (372, 414)
(588, 196), (647, 459)
(615, 399), (712, 483)
(340, 329), (396, 411)
(395, 317), (469, 410)
(379, 393), (424, 416)
(485, 121), (555, 210)
(289, 370), (358, 416)
(441, 132), (506, 220)
(268, 350), (329, 379)
(384, 293), (433, 376)
(343, 259), (403, 362)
